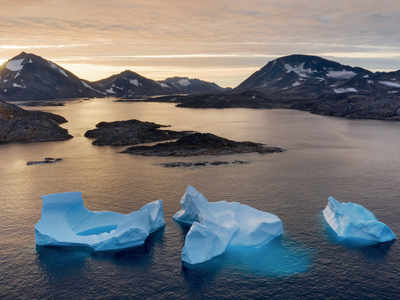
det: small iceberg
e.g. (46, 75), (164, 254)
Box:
(323, 196), (396, 245)
(35, 192), (165, 251)
(174, 186), (283, 265)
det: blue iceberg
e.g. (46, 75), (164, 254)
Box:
(323, 196), (396, 245)
(174, 186), (283, 264)
(35, 192), (165, 251)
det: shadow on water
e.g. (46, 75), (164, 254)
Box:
(319, 213), (395, 261)
(36, 246), (90, 279)
(181, 235), (312, 278)
(36, 228), (165, 278)
(222, 236), (312, 277)
(181, 258), (223, 292)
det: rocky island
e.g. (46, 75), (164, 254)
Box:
(84, 119), (191, 146)
(159, 160), (250, 168)
(27, 157), (63, 165)
(85, 119), (284, 159)
(0, 100), (72, 143)
(122, 133), (285, 156)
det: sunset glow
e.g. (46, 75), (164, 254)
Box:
(0, 0), (399, 86)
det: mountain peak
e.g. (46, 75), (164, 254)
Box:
(0, 53), (103, 100)
(120, 70), (141, 77)
(234, 53), (372, 96)
(12, 51), (43, 62)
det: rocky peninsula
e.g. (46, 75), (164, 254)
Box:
(0, 100), (72, 143)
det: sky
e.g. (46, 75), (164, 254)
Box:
(0, 0), (399, 87)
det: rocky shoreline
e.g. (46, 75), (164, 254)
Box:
(133, 91), (400, 121)
(21, 101), (65, 107)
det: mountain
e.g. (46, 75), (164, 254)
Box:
(158, 77), (229, 94)
(92, 70), (168, 98)
(94, 71), (228, 98)
(234, 54), (400, 99)
(0, 100), (72, 143)
(234, 54), (373, 97)
(0, 52), (104, 101)
(0, 52), (229, 101)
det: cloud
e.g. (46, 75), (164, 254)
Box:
(0, 44), (90, 50)
(0, 0), (399, 86)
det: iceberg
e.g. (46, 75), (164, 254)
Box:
(323, 196), (396, 245)
(174, 186), (283, 264)
(35, 192), (165, 251)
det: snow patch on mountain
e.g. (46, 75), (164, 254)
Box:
(81, 80), (105, 95)
(334, 87), (358, 94)
(292, 81), (301, 87)
(284, 63), (315, 78)
(159, 82), (169, 88)
(379, 81), (400, 88)
(49, 62), (69, 78)
(129, 79), (141, 87)
(6, 59), (25, 72)
(12, 82), (26, 88)
(178, 78), (191, 86)
(327, 70), (357, 79)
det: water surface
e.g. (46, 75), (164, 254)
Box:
(0, 99), (399, 299)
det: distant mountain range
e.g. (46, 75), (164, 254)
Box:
(0, 52), (228, 101)
(2, 52), (400, 120)
(144, 55), (400, 120)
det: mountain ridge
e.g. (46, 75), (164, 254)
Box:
(0, 52), (228, 101)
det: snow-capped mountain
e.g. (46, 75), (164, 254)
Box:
(92, 70), (168, 97)
(234, 54), (377, 97)
(158, 77), (229, 94)
(0, 52), (104, 100)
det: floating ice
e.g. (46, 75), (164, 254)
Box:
(174, 186), (283, 264)
(323, 196), (396, 245)
(35, 192), (165, 251)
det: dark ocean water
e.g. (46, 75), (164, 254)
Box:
(0, 99), (399, 299)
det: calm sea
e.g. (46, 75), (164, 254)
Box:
(0, 98), (399, 299)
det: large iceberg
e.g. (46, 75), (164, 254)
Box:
(323, 196), (396, 245)
(174, 186), (283, 264)
(35, 192), (165, 251)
